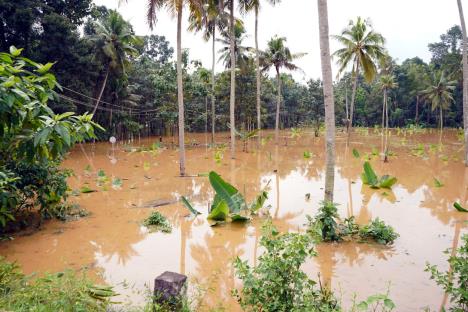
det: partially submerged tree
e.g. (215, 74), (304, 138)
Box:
(379, 74), (398, 161)
(261, 36), (304, 144)
(333, 17), (386, 134)
(457, 0), (468, 166)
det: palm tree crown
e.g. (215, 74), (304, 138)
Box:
(421, 71), (457, 112)
(333, 17), (386, 82)
(217, 22), (252, 69)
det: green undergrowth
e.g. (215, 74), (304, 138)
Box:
(307, 201), (399, 245)
(143, 211), (172, 233)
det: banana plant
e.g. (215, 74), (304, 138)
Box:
(228, 124), (259, 152)
(361, 161), (397, 189)
(180, 171), (270, 226)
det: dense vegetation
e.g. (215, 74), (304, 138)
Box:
(0, 1), (465, 141)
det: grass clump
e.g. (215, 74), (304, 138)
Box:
(233, 221), (340, 312)
(426, 234), (468, 312)
(0, 258), (115, 311)
(143, 211), (172, 233)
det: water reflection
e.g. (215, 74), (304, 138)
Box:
(0, 130), (467, 311)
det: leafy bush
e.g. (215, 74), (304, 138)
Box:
(0, 257), (115, 311)
(143, 211), (172, 233)
(310, 201), (341, 241)
(0, 47), (103, 230)
(426, 234), (468, 311)
(361, 162), (397, 189)
(233, 221), (340, 312)
(359, 218), (399, 245)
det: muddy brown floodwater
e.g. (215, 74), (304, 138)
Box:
(1, 129), (468, 311)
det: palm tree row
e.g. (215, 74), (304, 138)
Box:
(123, 0), (467, 178)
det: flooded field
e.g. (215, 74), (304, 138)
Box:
(1, 128), (468, 311)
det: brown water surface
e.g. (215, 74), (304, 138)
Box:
(1, 129), (468, 311)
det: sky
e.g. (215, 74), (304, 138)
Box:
(94, 0), (460, 82)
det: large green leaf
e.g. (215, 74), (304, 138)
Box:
(362, 161), (378, 186)
(208, 200), (229, 221)
(209, 171), (245, 213)
(379, 175), (397, 189)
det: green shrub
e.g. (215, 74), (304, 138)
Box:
(312, 201), (341, 242)
(359, 218), (399, 245)
(426, 234), (468, 311)
(0, 257), (115, 311)
(143, 211), (172, 233)
(233, 221), (340, 312)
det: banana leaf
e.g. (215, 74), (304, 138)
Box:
(362, 161), (378, 187)
(231, 212), (251, 222)
(454, 202), (468, 212)
(181, 196), (201, 215)
(379, 175), (397, 189)
(209, 171), (246, 213)
(352, 148), (360, 158)
(208, 200), (229, 220)
(250, 190), (268, 213)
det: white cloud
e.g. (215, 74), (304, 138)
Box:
(94, 0), (459, 81)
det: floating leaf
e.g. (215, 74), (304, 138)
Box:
(352, 148), (360, 159)
(80, 186), (96, 193)
(434, 178), (444, 188)
(454, 202), (468, 212)
(181, 196), (201, 215)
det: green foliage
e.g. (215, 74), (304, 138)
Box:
(352, 148), (360, 159)
(425, 235), (468, 311)
(361, 162), (397, 189)
(434, 178), (444, 188)
(359, 218), (399, 245)
(181, 196), (201, 215)
(312, 201), (341, 242)
(206, 171), (269, 225)
(453, 202), (468, 213)
(233, 221), (340, 312)
(351, 292), (396, 312)
(303, 151), (312, 159)
(143, 211), (172, 233)
(0, 257), (115, 311)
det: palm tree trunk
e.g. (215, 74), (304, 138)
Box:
(275, 67), (281, 145)
(317, 0), (336, 203)
(92, 65), (110, 117)
(381, 89), (385, 134)
(384, 90), (389, 162)
(229, 0), (236, 158)
(458, 0), (468, 166)
(211, 27), (216, 144)
(440, 107), (443, 133)
(415, 94), (419, 124)
(349, 60), (360, 134)
(176, 6), (186, 176)
(255, 6), (261, 139)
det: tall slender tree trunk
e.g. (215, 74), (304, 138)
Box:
(92, 65), (110, 118)
(415, 94), (420, 124)
(384, 90), (389, 162)
(275, 67), (281, 145)
(348, 60), (360, 134)
(317, 0), (336, 203)
(458, 0), (468, 166)
(345, 87), (349, 122)
(211, 28), (216, 144)
(176, 6), (186, 176)
(381, 90), (385, 134)
(255, 6), (261, 140)
(229, 0), (236, 158)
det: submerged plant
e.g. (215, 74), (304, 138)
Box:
(359, 218), (399, 245)
(233, 221), (339, 312)
(312, 201), (341, 241)
(361, 161), (397, 189)
(143, 211), (172, 233)
(453, 202), (468, 213)
(426, 235), (468, 311)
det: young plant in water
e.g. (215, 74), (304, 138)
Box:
(143, 211), (172, 233)
(425, 234), (468, 311)
(308, 201), (341, 242)
(359, 218), (399, 245)
(233, 221), (340, 312)
(303, 151), (313, 159)
(361, 161), (397, 189)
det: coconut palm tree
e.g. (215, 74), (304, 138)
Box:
(189, 0), (228, 144)
(379, 74), (398, 161)
(317, 0), (336, 202)
(227, 0), (236, 158)
(421, 71), (457, 133)
(333, 17), (386, 133)
(261, 36), (304, 144)
(89, 10), (140, 117)
(143, 0), (203, 176)
(457, 0), (468, 166)
(217, 22), (251, 69)
(239, 0), (281, 136)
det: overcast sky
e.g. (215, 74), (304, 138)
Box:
(94, 0), (460, 82)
